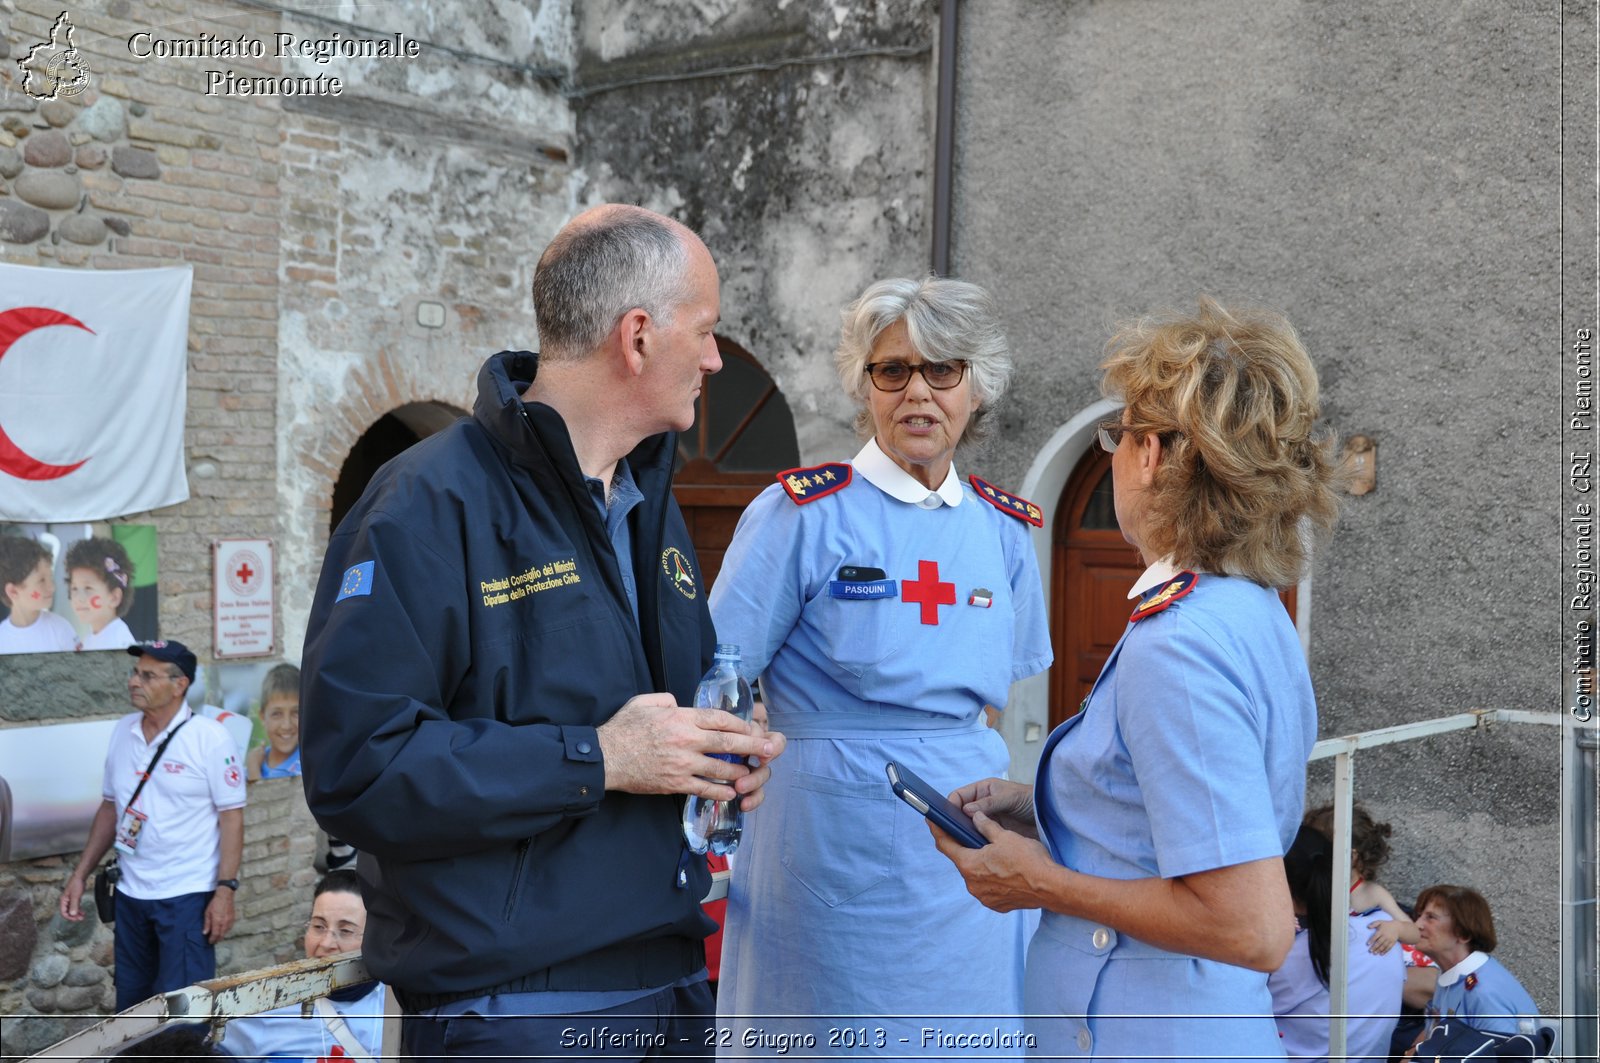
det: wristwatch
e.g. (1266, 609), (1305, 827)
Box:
(216, 878), (240, 891)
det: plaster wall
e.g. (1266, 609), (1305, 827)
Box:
(951, 0), (1566, 1012)
(573, 0), (939, 467)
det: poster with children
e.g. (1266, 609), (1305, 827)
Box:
(0, 522), (159, 655)
(203, 659), (302, 782)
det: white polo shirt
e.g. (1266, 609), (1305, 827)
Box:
(101, 702), (247, 899)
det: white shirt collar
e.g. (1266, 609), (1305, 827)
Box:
(1435, 950), (1489, 987)
(853, 438), (964, 509)
(1128, 557), (1179, 599)
(130, 700), (194, 742)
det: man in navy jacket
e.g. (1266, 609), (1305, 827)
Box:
(301, 205), (784, 1061)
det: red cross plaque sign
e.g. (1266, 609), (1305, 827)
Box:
(213, 538), (275, 657)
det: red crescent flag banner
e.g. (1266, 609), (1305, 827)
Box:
(0, 264), (192, 521)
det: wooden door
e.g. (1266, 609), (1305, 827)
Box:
(1048, 445), (1296, 728)
(673, 338), (800, 591)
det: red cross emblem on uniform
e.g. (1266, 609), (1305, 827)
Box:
(901, 559), (955, 625)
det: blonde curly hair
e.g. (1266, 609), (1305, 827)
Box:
(1101, 297), (1341, 588)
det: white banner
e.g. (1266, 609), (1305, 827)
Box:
(0, 264), (192, 521)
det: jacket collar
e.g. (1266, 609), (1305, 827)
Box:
(473, 350), (676, 489)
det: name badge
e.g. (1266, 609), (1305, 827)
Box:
(828, 579), (896, 600)
(114, 806), (148, 856)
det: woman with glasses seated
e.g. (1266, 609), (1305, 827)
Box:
(708, 276), (1052, 1053)
(933, 298), (1342, 1060)
(218, 871), (385, 1063)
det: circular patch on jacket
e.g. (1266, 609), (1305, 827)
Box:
(661, 547), (698, 600)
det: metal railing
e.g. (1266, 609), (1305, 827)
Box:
(1311, 708), (1576, 1058)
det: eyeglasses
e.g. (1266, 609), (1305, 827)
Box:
(305, 920), (364, 945)
(128, 668), (178, 684)
(863, 360), (967, 392)
(1096, 418), (1132, 454)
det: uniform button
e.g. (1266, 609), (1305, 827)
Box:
(576, 741), (592, 754)
(578, 785), (589, 796)
(1092, 928), (1110, 949)
(1076, 1028), (1092, 1052)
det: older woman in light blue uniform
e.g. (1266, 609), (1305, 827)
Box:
(710, 277), (1052, 1056)
(935, 298), (1342, 1060)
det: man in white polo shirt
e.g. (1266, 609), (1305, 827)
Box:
(58, 640), (247, 1011)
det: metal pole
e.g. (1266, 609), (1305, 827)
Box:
(1329, 750), (1355, 1061)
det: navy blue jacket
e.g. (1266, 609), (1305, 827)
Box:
(301, 350), (716, 1002)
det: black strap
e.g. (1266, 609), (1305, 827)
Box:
(124, 714), (189, 812)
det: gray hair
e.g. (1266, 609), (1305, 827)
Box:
(834, 276), (1012, 444)
(533, 207), (692, 361)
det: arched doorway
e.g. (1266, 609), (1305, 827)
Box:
(674, 337), (800, 590)
(330, 401), (464, 535)
(1048, 443), (1298, 729)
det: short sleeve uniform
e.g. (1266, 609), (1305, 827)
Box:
(220, 982), (386, 1062)
(709, 440), (1052, 1055)
(1029, 570), (1317, 1060)
(1269, 912), (1405, 1061)
(102, 704), (247, 899)
(1425, 952), (1539, 1036)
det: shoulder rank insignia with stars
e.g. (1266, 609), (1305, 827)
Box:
(969, 475), (1044, 527)
(1130, 571), (1198, 622)
(778, 462), (852, 504)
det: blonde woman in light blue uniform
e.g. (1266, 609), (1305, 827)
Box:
(936, 298), (1342, 1060)
(710, 277), (1052, 1057)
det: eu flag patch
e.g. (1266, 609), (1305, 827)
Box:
(336, 561), (375, 602)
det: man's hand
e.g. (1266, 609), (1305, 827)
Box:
(59, 874), (87, 922)
(598, 693), (785, 808)
(203, 887), (236, 943)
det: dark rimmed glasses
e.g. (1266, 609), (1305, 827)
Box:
(863, 360), (968, 392)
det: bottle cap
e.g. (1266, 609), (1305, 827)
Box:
(714, 642), (740, 658)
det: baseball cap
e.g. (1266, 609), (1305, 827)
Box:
(126, 640), (197, 684)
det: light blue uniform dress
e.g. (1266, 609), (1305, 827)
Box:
(1029, 565), (1316, 1061)
(709, 440), (1053, 1057)
(1268, 911), (1405, 1061)
(1425, 951), (1539, 1036)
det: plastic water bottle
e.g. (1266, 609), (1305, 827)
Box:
(681, 644), (752, 855)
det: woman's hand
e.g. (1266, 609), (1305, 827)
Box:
(928, 809), (1059, 913)
(949, 777), (1039, 839)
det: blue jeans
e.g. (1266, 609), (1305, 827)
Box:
(113, 890), (215, 1012)
(402, 980), (716, 1062)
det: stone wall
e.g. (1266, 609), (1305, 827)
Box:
(0, 776), (321, 1061)
(573, 0), (938, 468)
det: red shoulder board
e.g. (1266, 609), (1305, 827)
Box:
(1129, 571), (1199, 623)
(969, 475), (1044, 527)
(777, 462), (852, 504)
